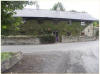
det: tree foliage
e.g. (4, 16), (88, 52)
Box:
(93, 21), (99, 27)
(51, 2), (65, 11)
(1, 1), (34, 35)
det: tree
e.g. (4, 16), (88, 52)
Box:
(51, 2), (65, 11)
(34, 0), (39, 9)
(1, 1), (34, 35)
(93, 21), (99, 27)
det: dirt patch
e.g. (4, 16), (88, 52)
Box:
(3, 52), (67, 73)
(4, 54), (43, 73)
(3, 51), (87, 73)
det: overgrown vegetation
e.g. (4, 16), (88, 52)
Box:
(1, 1), (34, 35)
(1, 1), (90, 38)
(19, 20), (86, 36)
(51, 2), (65, 11)
(39, 34), (56, 44)
(1, 52), (15, 62)
(93, 21), (99, 27)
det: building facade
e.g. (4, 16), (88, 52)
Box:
(13, 9), (98, 42)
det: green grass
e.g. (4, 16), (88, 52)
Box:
(1, 52), (15, 62)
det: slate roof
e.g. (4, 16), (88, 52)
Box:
(14, 8), (98, 21)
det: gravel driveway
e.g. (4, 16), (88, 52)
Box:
(2, 40), (99, 73)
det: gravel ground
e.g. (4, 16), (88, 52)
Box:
(2, 40), (99, 73)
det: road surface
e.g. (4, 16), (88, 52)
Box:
(2, 40), (99, 73)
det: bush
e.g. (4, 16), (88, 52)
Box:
(40, 34), (56, 44)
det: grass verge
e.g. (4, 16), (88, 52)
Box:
(1, 52), (15, 62)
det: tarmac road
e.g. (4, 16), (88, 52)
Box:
(2, 40), (99, 73)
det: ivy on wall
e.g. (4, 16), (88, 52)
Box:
(18, 19), (87, 36)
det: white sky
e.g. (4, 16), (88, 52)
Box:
(25, 0), (100, 19)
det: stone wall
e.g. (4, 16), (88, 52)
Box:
(82, 23), (94, 37)
(1, 52), (23, 72)
(62, 36), (96, 43)
(1, 35), (97, 45)
(1, 36), (40, 45)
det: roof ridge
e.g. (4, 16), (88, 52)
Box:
(23, 8), (86, 14)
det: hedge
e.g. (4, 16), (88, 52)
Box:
(39, 34), (56, 44)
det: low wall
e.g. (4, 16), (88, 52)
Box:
(62, 36), (96, 43)
(1, 35), (97, 45)
(1, 52), (23, 72)
(1, 36), (40, 45)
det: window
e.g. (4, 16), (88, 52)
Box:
(68, 20), (72, 25)
(53, 20), (59, 24)
(66, 32), (71, 36)
(38, 20), (43, 24)
(81, 21), (85, 26)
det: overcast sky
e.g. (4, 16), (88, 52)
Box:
(25, 0), (100, 19)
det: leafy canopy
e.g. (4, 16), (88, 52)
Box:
(93, 21), (99, 27)
(51, 2), (65, 11)
(1, 1), (34, 35)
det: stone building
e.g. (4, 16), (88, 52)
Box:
(13, 8), (98, 42)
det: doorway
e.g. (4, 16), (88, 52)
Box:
(53, 31), (59, 42)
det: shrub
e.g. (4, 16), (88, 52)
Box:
(39, 34), (56, 44)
